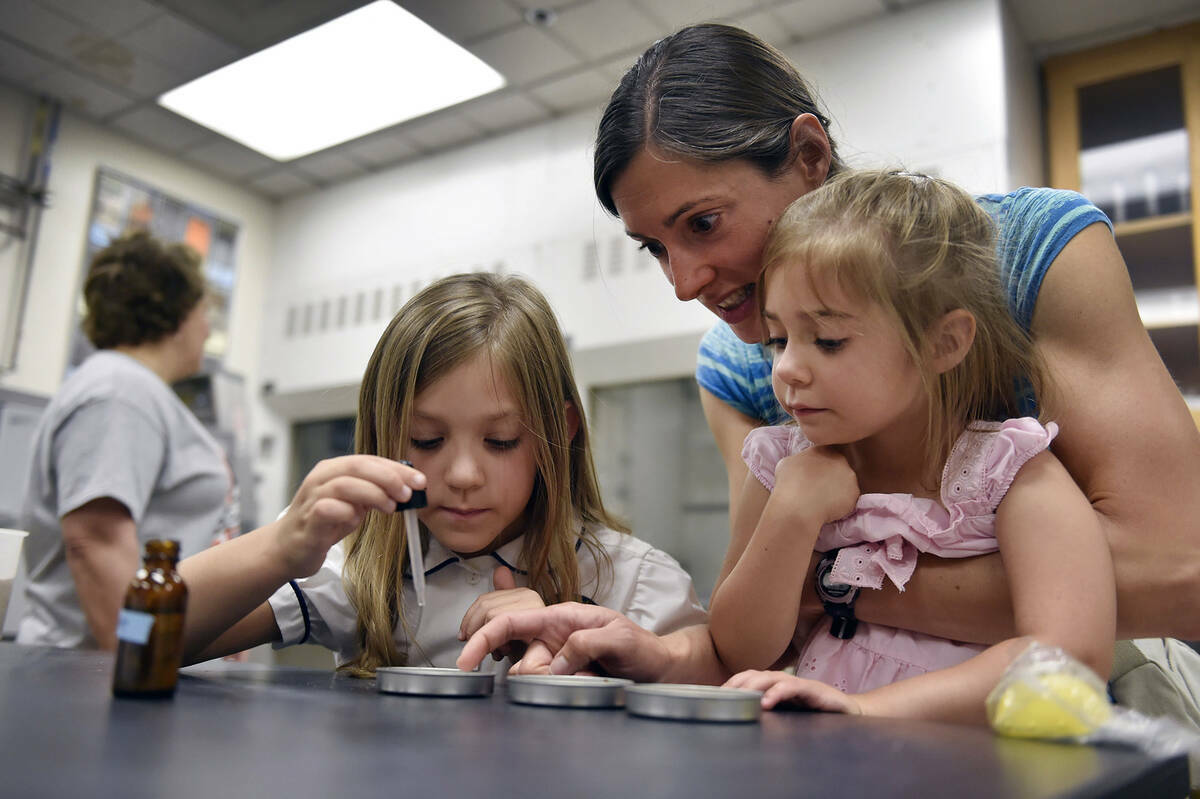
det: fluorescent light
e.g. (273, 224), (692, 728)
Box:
(158, 1), (505, 161)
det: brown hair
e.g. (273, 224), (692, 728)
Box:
(594, 23), (843, 216)
(81, 231), (206, 349)
(340, 273), (625, 676)
(760, 170), (1046, 485)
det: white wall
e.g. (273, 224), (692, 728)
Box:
(0, 85), (277, 520)
(785, 0), (1009, 191)
(1000, 0), (1046, 189)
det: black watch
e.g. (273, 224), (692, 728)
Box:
(815, 551), (859, 640)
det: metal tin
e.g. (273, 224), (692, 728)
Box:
(376, 667), (494, 697)
(506, 674), (633, 708)
(624, 684), (763, 722)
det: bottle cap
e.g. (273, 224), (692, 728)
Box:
(396, 460), (427, 511)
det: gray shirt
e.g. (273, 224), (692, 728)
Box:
(17, 351), (237, 648)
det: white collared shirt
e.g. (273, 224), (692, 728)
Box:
(267, 525), (707, 671)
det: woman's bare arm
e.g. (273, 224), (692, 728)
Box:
(1033, 224), (1200, 637)
(61, 498), (141, 650)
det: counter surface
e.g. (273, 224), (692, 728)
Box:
(0, 643), (1187, 798)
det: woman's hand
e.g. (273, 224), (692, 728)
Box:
(773, 445), (860, 528)
(724, 669), (863, 715)
(458, 566), (547, 656)
(457, 603), (676, 682)
(275, 455), (425, 579)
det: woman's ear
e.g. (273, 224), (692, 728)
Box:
(565, 401), (581, 442)
(928, 309), (976, 374)
(789, 113), (832, 188)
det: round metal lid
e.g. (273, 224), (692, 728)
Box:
(376, 666), (495, 697)
(624, 684), (763, 722)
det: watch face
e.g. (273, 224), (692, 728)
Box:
(819, 573), (852, 599)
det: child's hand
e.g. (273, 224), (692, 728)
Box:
(275, 455), (425, 578)
(724, 669), (863, 715)
(457, 565), (546, 653)
(773, 445), (860, 526)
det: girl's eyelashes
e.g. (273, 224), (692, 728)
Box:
(763, 335), (848, 354)
(637, 240), (665, 258)
(815, 337), (848, 353)
(408, 436), (521, 451)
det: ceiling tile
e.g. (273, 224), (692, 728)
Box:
(38, 0), (160, 36)
(595, 50), (641, 85)
(119, 13), (243, 80)
(108, 105), (215, 151)
(639, 0), (767, 29)
(551, 0), (662, 61)
(342, 130), (423, 167)
(0, 0), (87, 56)
(291, 150), (368, 182)
(183, 137), (279, 179)
(68, 39), (187, 96)
(471, 25), (581, 86)
(28, 67), (135, 118)
(249, 169), (318, 199)
(402, 113), (483, 151)
(403, 0), (523, 43)
(458, 92), (550, 133)
(728, 9), (795, 48)
(0, 36), (56, 83)
(773, 0), (885, 39)
(528, 69), (614, 114)
(152, 0), (363, 52)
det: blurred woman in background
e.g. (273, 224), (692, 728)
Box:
(17, 231), (238, 649)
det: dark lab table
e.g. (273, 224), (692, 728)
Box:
(0, 643), (1187, 798)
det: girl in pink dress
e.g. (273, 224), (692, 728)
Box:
(709, 170), (1116, 724)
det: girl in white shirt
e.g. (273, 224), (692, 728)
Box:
(179, 273), (705, 673)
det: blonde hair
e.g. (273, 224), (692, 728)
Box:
(759, 169), (1047, 486)
(340, 273), (624, 676)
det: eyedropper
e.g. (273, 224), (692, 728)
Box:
(397, 460), (427, 607)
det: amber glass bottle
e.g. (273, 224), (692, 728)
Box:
(112, 539), (188, 698)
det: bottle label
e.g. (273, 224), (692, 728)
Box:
(116, 609), (155, 645)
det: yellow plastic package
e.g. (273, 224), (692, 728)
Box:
(987, 645), (1113, 738)
(987, 641), (1200, 792)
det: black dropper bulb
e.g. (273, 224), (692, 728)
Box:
(396, 460), (427, 511)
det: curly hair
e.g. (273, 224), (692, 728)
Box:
(81, 231), (207, 349)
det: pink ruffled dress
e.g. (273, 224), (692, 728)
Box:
(741, 417), (1058, 694)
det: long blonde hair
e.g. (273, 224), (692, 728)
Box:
(340, 273), (624, 676)
(759, 169), (1047, 486)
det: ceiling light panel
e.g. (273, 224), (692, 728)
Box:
(157, 1), (506, 161)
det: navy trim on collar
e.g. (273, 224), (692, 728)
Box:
(419, 556), (459, 578)
(413, 525), (587, 580)
(490, 550), (528, 576)
(288, 580), (311, 645)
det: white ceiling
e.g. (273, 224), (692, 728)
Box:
(1, 0), (1197, 200)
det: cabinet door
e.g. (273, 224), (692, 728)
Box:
(1047, 23), (1200, 423)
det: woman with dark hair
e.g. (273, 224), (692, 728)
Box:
(462, 24), (1200, 686)
(17, 231), (239, 650)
